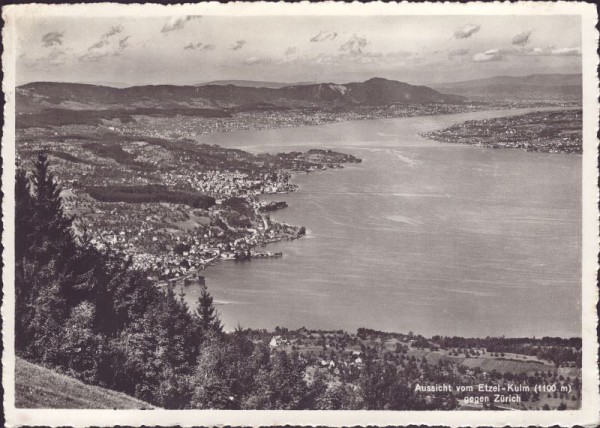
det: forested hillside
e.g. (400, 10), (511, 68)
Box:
(14, 153), (441, 409)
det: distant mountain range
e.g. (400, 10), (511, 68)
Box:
(17, 74), (581, 114)
(432, 74), (582, 100)
(198, 80), (315, 89)
(17, 77), (464, 113)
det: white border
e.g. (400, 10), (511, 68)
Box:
(2, 2), (599, 427)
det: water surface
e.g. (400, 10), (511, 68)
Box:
(181, 109), (581, 338)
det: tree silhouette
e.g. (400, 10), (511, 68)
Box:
(195, 283), (222, 335)
(15, 161), (35, 351)
(29, 152), (74, 267)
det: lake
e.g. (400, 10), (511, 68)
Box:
(180, 109), (581, 338)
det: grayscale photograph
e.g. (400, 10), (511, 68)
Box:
(2, 2), (598, 426)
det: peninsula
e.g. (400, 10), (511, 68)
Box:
(422, 110), (582, 154)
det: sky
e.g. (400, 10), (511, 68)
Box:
(15, 14), (582, 87)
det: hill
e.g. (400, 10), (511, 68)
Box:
(198, 79), (314, 88)
(432, 74), (582, 101)
(15, 358), (154, 409)
(17, 77), (464, 113)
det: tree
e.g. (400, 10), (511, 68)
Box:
(16, 153), (106, 362)
(24, 272), (68, 365)
(195, 284), (222, 335)
(226, 326), (258, 399)
(244, 351), (309, 409)
(110, 285), (198, 407)
(15, 162), (35, 351)
(14, 155), (212, 408)
(314, 382), (352, 410)
(15, 162), (34, 261)
(306, 370), (332, 409)
(61, 301), (105, 383)
(191, 374), (236, 409)
(190, 341), (238, 409)
(358, 348), (428, 410)
(152, 286), (198, 408)
(29, 152), (75, 269)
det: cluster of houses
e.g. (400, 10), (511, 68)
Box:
(112, 102), (496, 140)
(423, 110), (582, 154)
(19, 124), (355, 284)
(62, 188), (303, 281)
(162, 169), (296, 199)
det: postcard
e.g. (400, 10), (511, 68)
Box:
(2, 1), (599, 426)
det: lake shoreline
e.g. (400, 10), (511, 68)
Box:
(182, 107), (581, 338)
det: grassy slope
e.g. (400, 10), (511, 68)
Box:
(15, 358), (154, 409)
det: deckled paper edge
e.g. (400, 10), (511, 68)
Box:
(1, 2), (598, 427)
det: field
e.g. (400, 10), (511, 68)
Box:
(15, 358), (154, 409)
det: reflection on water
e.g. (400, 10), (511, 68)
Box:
(177, 109), (581, 338)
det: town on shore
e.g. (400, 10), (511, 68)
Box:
(422, 109), (582, 154)
(18, 123), (361, 283)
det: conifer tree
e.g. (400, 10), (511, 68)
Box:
(29, 152), (74, 267)
(15, 162), (35, 351)
(15, 162), (33, 262)
(25, 271), (69, 364)
(31, 153), (99, 307)
(16, 153), (96, 361)
(195, 284), (222, 335)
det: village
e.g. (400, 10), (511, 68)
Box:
(67, 194), (304, 283)
(422, 109), (582, 154)
(17, 126), (358, 282)
(109, 101), (524, 140)
(253, 327), (582, 411)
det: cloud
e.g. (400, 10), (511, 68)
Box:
(299, 47), (415, 69)
(79, 49), (118, 62)
(89, 39), (108, 50)
(231, 40), (247, 51)
(515, 46), (581, 57)
(25, 48), (69, 68)
(549, 47), (581, 56)
(310, 31), (337, 43)
(161, 16), (201, 34)
(80, 25), (129, 62)
(340, 34), (368, 56)
(512, 31), (532, 47)
(46, 49), (66, 65)
(473, 49), (503, 62)
(42, 32), (64, 47)
(524, 47), (545, 56)
(310, 48), (409, 67)
(40, 48), (67, 67)
(119, 36), (130, 49)
(184, 42), (215, 51)
(312, 53), (338, 66)
(105, 25), (124, 38)
(470, 45), (581, 63)
(87, 25), (124, 50)
(285, 46), (299, 56)
(243, 56), (272, 66)
(448, 48), (469, 57)
(454, 24), (481, 39)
